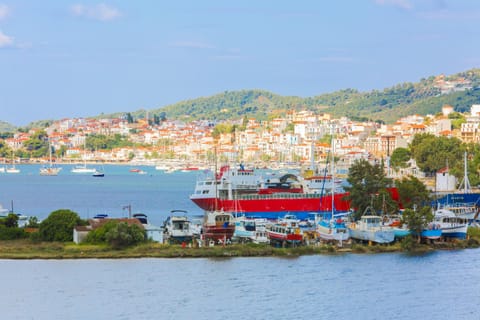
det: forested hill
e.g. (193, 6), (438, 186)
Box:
(4, 69), (480, 131)
(0, 121), (16, 132)
(144, 68), (480, 123)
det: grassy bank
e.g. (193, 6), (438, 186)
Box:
(1, 235), (479, 259)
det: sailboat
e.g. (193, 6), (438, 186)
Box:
(6, 152), (20, 174)
(40, 142), (62, 176)
(71, 138), (96, 173)
(435, 152), (480, 222)
(316, 127), (349, 243)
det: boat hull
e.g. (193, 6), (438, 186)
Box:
(316, 221), (350, 242)
(203, 225), (235, 242)
(191, 193), (351, 220)
(419, 229), (442, 240)
(348, 228), (395, 244)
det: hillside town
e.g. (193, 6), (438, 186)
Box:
(2, 104), (479, 177)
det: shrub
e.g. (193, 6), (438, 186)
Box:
(38, 209), (86, 242)
(105, 222), (145, 249)
(0, 225), (27, 240)
(85, 220), (118, 244)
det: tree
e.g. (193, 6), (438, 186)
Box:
(38, 209), (85, 242)
(3, 213), (19, 228)
(390, 147), (411, 169)
(395, 176), (431, 210)
(105, 222), (145, 248)
(409, 133), (463, 175)
(401, 206), (433, 244)
(23, 130), (49, 157)
(344, 159), (397, 219)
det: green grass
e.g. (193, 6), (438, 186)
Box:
(0, 227), (479, 259)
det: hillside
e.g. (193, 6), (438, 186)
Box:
(143, 68), (480, 123)
(0, 121), (16, 132)
(7, 68), (480, 129)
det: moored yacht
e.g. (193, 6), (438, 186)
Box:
(163, 210), (193, 244)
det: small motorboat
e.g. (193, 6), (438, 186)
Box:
(92, 170), (104, 177)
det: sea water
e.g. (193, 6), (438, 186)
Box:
(0, 250), (479, 319)
(0, 164), (202, 226)
(1, 165), (479, 319)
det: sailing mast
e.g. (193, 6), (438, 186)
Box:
(458, 151), (471, 193)
(330, 123), (335, 218)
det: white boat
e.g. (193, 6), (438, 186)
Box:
(71, 139), (95, 173)
(316, 213), (350, 242)
(314, 132), (350, 243)
(92, 169), (105, 177)
(71, 164), (96, 173)
(6, 166), (20, 174)
(163, 210), (194, 244)
(233, 217), (269, 244)
(433, 208), (468, 239)
(0, 203), (28, 227)
(190, 164), (262, 203)
(0, 166), (5, 173)
(438, 203), (478, 221)
(40, 142), (62, 176)
(348, 208), (395, 244)
(6, 153), (20, 174)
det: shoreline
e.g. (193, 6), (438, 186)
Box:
(1, 238), (478, 260)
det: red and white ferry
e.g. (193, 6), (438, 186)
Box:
(190, 165), (353, 220)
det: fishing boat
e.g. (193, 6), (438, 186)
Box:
(163, 210), (193, 244)
(202, 209), (235, 244)
(419, 223), (442, 240)
(434, 152), (480, 222)
(348, 207), (395, 244)
(266, 222), (303, 245)
(233, 217), (269, 244)
(316, 213), (350, 242)
(433, 208), (468, 239)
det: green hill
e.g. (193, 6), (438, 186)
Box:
(0, 121), (16, 133)
(139, 68), (480, 123)
(11, 68), (480, 128)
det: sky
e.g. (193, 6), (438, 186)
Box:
(1, 0), (480, 126)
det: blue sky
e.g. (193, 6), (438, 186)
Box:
(1, 0), (479, 126)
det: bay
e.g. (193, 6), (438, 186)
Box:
(0, 164), (203, 226)
(1, 164), (479, 319)
(1, 250), (479, 319)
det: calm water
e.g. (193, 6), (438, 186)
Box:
(1, 250), (480, 320)
(1, 165), (480, 319)
(0, 164), (203, 226)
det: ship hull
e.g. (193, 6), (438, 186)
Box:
(191, 193), (351, 220)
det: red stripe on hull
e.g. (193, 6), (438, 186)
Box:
(203, 226), (235, 241)
(192, 193), (351, 213)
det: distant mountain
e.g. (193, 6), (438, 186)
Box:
(14, 68), (480, 128)
(0, 121), (16, 132)
(135, 68), (479, 123)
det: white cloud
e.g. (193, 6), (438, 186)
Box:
(0, 30), (13, 47)
(375, 0), (413, 10)
(0, 4), (10, 21)
(70, 3), (122, 21)
(170, 41), (215, 49)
